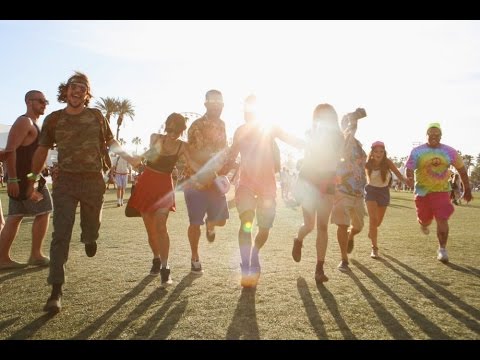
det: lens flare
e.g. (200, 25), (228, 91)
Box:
(242, 222), (253, 233)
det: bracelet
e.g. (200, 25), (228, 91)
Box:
(27, 172), (40, 181)
(7, 178), (19, 183)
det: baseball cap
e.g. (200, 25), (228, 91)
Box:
(371, 141), (385, 149)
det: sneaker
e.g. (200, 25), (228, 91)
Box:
(27, 256), (50, 267)
(206, 224), (216, 243)
(85, 242), (97, 257)
(43, 295), (62, 314)
(191, 260), (204, 274)
(437, 248), (449, 263)
(370, 247), (379, 259)
(160, 268), (173, 288)
(337, 260), (351, 273)
(150, 258), (161, 276)
(240, 263), (253, 288)
(117, 203), (121, 207)
(420, 225), (430, 235)
(249, 265), (261, 287)
(292, 238), (303, 262)
(347, 231), (354, 254)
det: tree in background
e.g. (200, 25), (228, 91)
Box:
(116, 99), (135, 141)
(132, 137), (142, 155)
(95, 97), (119, 123)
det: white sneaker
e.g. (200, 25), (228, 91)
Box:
(437, 248), (449, 263)
(420, 225), (430, 235)
(191, 260), (204, 274)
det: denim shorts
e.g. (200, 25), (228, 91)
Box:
(184, 186), (229, 225)
(8, 186), (53, 217)
(364, 185), (390, 207)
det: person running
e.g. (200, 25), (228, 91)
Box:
(27, 72), (140, 314)
(405, 123), (473, 263)
(128, 113), (196, 287)
(182, 90), (231, 274)
(364, 141), (408, 259)
(331, 108), (368, 272)
(291, 103), (344, 283)
(228, 95), (303, 287)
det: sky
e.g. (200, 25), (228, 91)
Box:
(1, 20), (479, 163)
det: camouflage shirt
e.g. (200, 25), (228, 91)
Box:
(184, 115), (228, 178)
(39, 108), (114, 173)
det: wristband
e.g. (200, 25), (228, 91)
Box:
(7, 178), (20, 183)
(27, 172), (40, 181)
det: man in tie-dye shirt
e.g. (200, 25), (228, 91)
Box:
(406, 123), (473, 263)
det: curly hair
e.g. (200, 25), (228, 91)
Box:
(57, 71), (92, 106)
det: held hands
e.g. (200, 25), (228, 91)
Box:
(463, 188), (473, 203)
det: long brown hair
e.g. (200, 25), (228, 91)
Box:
(57, 71), (92, 106)
(366, 148), (390, 183)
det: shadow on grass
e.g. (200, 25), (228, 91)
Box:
(0, 266), (47, 284)
(296, 277), (327, 339)
(0, 317), (19, 332)
(316, 282), (356, 339)
(465, 266), (480, 277)
(135, 273), (199, 339)
(445, 262), (480, 278)
(345, 270), (413, 339)
(383, 254), (480, 324)
(7, 313), (56, 339)
(352, 259), (452, 339)
(226, 287), (259, 340)
(73, 276), (155, 339)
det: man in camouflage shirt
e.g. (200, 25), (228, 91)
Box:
(27, 72), (140, 314)
(183, 89), (230, 274)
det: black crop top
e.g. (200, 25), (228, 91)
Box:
(145, 136), (182, 173)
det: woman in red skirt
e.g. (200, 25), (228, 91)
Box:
(128, 113), (195, 287)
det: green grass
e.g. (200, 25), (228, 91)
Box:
(0, 185), (479, 339)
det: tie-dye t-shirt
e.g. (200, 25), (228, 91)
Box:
(406, 143), (464, 196)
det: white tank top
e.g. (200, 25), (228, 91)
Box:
(368, 169), (391, 187)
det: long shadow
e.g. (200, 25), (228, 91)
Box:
(295, 277), (327, 339)
(151, 300), (188, 340)
(73, 276), (155, 339)
(105, 286), (168, 339)
(383, 254), (480, 322)
(465, 266), (480, 277)
(0, 266), (47, 284)
(7, 313), (55, 339)
(351, 259), (452, 339)
(317, 283), (356, 339)
(445, 263), (480, 278)
(345, 271), (412, 339)
(0, 317), (20, 332)
(135, 273), (198, 339)
(226, 287), (260, 340)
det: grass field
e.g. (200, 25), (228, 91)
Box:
(0, 184), (479, 340)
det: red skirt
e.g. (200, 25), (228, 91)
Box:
(128, 167), (175, 213)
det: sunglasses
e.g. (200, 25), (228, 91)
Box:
(31, 98), (49, 105)
(69, 82), (88, 93)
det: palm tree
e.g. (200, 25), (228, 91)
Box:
(132, 137), (142, 155)
(118, 138), (126, 146)
(94, 97), (119, 123)
(116, 99), (135, 140)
